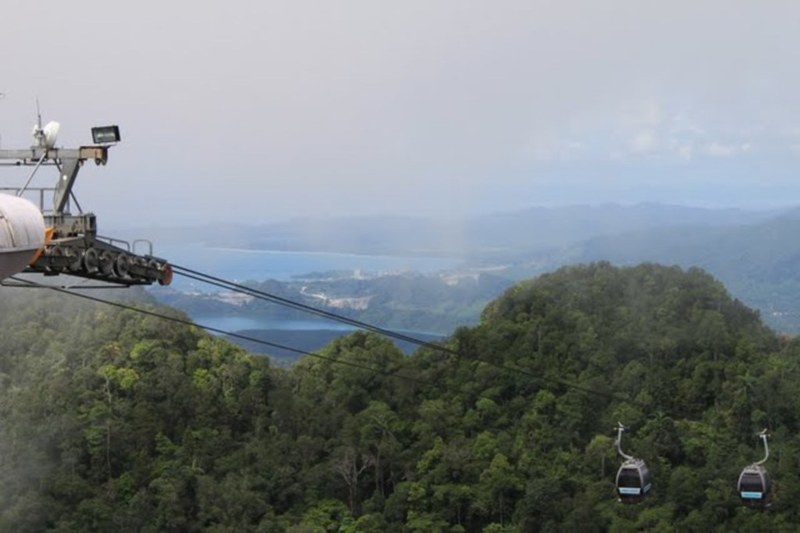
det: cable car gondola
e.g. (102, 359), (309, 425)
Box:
(737, 430), (771, 508)
(616, 458), (652, 503)
(614, 422), (652, 503)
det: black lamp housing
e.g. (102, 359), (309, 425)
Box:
(91, 125), (121, 144)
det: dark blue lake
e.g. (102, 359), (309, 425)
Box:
(150, 244), (456, 357)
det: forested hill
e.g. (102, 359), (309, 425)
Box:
(3, 263), (800, 531)
(510, 211), (800, 334)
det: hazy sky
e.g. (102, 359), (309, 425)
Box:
(1, 1), (799, 227)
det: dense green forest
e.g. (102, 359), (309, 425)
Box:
(3, 262), (800, 531)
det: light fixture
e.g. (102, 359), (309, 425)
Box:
(91, 125), (121, 144)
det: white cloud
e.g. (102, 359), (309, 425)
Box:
(704, 142), (737, 157)
(670, 114), (705, 137)
(629, 129), (658, 153)
(677, 144), (693, 160)
(615, 105), (706, 159)
(618, 101), (664, 129)
(520, 135), (582, 162)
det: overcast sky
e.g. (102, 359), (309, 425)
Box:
(1, 1), (799, 227)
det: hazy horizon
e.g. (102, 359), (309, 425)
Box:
(2, 1), (799, 227)
(108, 200), (792, 233)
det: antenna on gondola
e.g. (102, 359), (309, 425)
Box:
(614, 422), (652, 503)
(737, 429), (772, 508)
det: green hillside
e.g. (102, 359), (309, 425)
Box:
(2, 263), (800, 531)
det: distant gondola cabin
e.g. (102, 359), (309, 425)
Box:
(616, 458), (652, 503)
(738, 465), (771, 507)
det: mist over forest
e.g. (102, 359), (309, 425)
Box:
(4, 263), (800, 530)
(5, 202), (800, 531)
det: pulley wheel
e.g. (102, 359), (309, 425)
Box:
(114, 253), (130, 279)
(83, 248), (100, 274)
(48, 246), (65, 273)
(66, 248), (83, 272)
(99, 252), (115, 276)
(146, 259), (161, 281)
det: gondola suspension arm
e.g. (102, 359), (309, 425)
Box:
(754, 429), (769, 466)
(615, 422), (634, 462)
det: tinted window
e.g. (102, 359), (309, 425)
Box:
(740, 473), (764, 493)
(618, 468), (641, 488)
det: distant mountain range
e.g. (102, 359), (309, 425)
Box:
(510, 208), (800, 333)
(141, 203), (800, 334)
(120, 203), (783, 258)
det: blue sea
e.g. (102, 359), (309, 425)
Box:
(161, 244), (461, 291)
(151, 244), (459, 341)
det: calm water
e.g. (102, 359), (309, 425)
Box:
(152, 244), (458, 338)
(161, 244), (461, 291)
(196, 316), (356, 332)
(195, 315), (445, 338)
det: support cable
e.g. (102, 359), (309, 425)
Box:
(172, 265), (439, 350)
(169, 265), (642, 406)
(8, 276), (419, 383)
